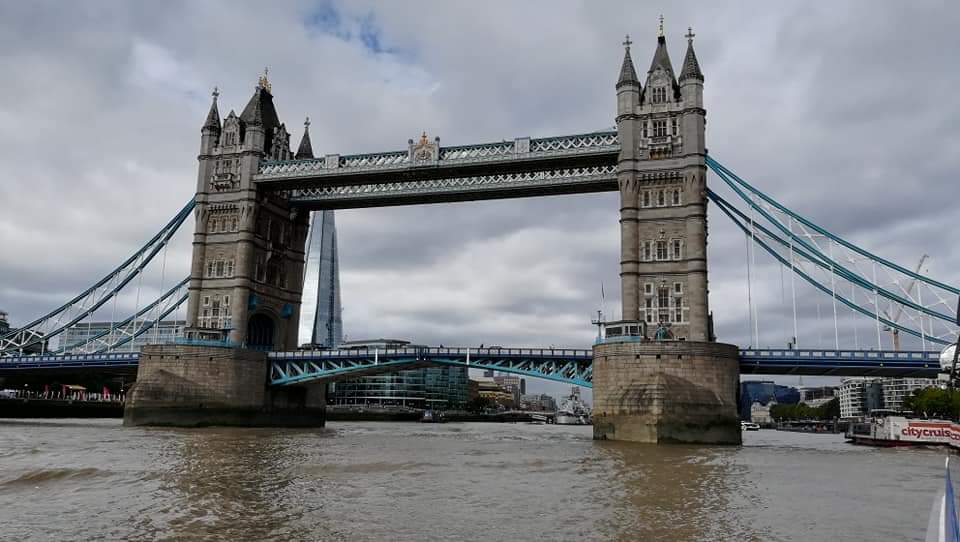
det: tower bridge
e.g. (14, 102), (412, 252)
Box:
(1, 23), (957, 443)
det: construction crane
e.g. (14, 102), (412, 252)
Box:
(882, 254), (928, 351)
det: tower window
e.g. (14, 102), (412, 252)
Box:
(674, 282), (683, 294)
(672, 240), (682, 260)
(656, 241), (667, 260)
(657, 190), (665, 206)
(642, 191), (650, 207)
(653, 120), (667, 137)
(643, 241), (652, 261)
(644, 283), (653, 296)
(671, 117), (678, 135)
(652, 87), (667, 104)
(672, 189), (681, 206)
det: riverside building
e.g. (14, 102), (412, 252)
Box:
(326, 339), (468, 409)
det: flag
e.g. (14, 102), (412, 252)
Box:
(601, 282), (605, 301)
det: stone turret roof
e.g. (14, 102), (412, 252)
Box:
(296, 118), (314, 159)
(617, 46), (639, 88)
(203, 91), (221, 131)
(240, 86), (280, 132)
(647, 35), (677, 80)
(679, 40), (703, 82)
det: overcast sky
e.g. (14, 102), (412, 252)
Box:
(1, 1), (958, 398)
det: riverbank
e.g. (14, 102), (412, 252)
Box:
(0, 398), (123, 418)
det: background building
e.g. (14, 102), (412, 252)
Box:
(493, 375), (523, 405)
(739, 380), (800, 420)
(298, 210), (343, 348)
(799, 386), (836, 408)
(0, 310), (9, 335)
(519, 393), (557, 412)
(327, 339), (468, 409)
(473, 376), (515, 409)
(837, 378), (936, 418)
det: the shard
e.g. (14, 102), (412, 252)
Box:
(298, 210), (343, 347)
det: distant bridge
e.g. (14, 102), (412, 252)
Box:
(0, 347), (943, 387)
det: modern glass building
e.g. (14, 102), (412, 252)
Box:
(326, 340), (468, 409)
(298, 210), (343, 348)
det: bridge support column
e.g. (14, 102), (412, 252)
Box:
(123, 344), (325, 427)
(592, 341), (740, 444)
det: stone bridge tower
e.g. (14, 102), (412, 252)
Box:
(185, 74), (310, 351)
(593, 23), (741, 444)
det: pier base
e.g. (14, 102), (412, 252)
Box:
(591, 341), (740, 444)
(123, 344), (325, 427)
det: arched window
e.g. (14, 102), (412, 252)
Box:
(672, 189), (680, 206)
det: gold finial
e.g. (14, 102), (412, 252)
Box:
(658, 14), (664, 38)
(685, 27), (695, 43)
(419, 131), (428, 145)
(258, 67), (272, 93)
(622, 34), (632, 49)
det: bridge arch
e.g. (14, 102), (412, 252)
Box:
(247, 313), (276, 350)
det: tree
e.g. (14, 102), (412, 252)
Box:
(903, 387), (960, 419)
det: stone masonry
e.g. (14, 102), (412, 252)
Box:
(124, 344), (325, 427)
(592, 341), (740, 444)
(598, 25), (741, 444)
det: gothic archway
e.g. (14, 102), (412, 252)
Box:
(247, 313), (275, 350)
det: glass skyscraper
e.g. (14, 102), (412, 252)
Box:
(298, 210), (343, 347)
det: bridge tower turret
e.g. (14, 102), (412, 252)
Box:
(184, 72), (309, 351)
(594, 21), (740, 445)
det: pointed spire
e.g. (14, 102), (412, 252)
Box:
(296, 117), (314, 159)
(647, 18), (676, 77)
(203, 86), (221, 131)
(617, 34), (639, 89)
(679, 27), (704, 82)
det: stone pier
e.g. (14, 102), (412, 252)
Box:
(591, 341), (740, 444)
(123, 344), (325, 427)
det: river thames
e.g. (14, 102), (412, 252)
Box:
(0, 419), (948, 541)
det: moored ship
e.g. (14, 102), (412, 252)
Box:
(555, 386), (591, 425)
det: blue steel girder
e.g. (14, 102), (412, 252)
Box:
(268, 347), (593, 387)
(253, 131), (620, 209)
(738, 349), (941, 378)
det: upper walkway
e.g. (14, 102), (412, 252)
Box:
(0, 346), (944, 387)
(254, 131), (620, 209)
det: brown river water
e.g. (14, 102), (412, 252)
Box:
(0, 419), (949, 541)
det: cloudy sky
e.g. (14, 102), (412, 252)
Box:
(1, 1), (958, 397)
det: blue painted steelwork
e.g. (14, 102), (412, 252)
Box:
(0, 199), (196, 355)
(739, 349), (941, 378)
(268, 347), (594, 387)
(0, 352), (139, 370)
(708, 188), (952, 346)
(0, 347), (943, 380)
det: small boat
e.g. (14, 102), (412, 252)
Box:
(741, 421), (760, 431)
(420, 409), (446, 423)
(529, 413), (549, 424)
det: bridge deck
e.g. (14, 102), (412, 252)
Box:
(0, 348), (943, 384)
(253, 131), (620, 209)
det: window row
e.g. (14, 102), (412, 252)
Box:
(640, 284), (686, 324)
(641, 117), (680, 138)
(641, 188), (682, 207)
(205, 257), (236, 279)
(199, 294), (232, 330)
(641, 239), (684, 261)
(256, 216), (292, 247)
(255, 256), (288, 288)
(208, 213), (239, 234)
